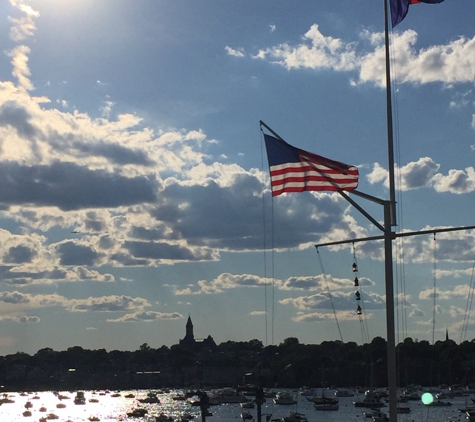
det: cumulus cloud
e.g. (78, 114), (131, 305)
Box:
(409, 308), (424, 317)
(292, 310), (365, 322)
(106, 311), (183, 323)
(8, 0), (39, 42)
(254, 24), (358, 72)
(399, 228), (475, 263)
(0, 291), (156, 317)
(419, 284), (470, 300)
(225, 46), (245, 57)
(70, 295), (150, 312)
(253, 25), (475, 87)
(0, 291), (30, 304)
(173, 271), (379, 296)
(280, 291), (386, 312)
(0, 315), (40, 323)
(174, 273), (276, 295)
(367, 159), (475, 194)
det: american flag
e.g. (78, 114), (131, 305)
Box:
(264, 134), (359, 196)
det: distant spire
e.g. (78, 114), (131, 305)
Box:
(446, 328), (449, 341)
(185, 315), (194, 341)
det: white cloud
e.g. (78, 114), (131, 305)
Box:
(419, 285), (470, 300)
(367, 158), (475, 194)
(8, 0), (39, 42)
(398, 157), (440, 190)
(107, 311), (183, 323)
(253, 25), (475, 87)
(0, 315), (40, 323)
(432, 167), (475, 194)
(225, 46), (245, 57)
(254, 24), (358, 72)
(7, 46), (33, 91)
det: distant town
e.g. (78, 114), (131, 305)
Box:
(1, 318), (474, 392)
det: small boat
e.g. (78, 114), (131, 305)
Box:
(127, 408), (148, 417)
(426, 399), (452, 406)
(46, 414), (59, 420)
(241, 401), (255, 408)
(138, 392), (160, 404)
(24, 401), (33, 408)
(213, 387), (247, 404)
(353, 391), (385, 408)
(74, 391), (86, 405)
(39, 406), (47, 412)
(281, 412), (308, 422)
(363, 410), (386, 419)
(155, 413), (174, 422)
(314, 402), (339, 411)
(308, 388), (339, 405)
(56, 403), (66, 408)
(22, 410), (32, 417)
(0, 395), (15, 404)
(241, 411), (253, 420)
(89, 398), (99, 403)
(88, 418), (100, 422)
(372, 413), (389, 422)
(401, 389), (420, 401)
(334, 389), (354, 397)
(273, 392), (297, 405)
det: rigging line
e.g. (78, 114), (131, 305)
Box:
(260, 125), (275, 345)
(389, 8), (409, 345)
(432, 233), (437, 345)
(316, 248), (344, 342)
(260, 128), (269, 347)
(353, 244), (370, 343)
(463, 260), (475, 342)
(394, 242), (400, 345)
(359, 317), (366, 346)
(271, 197), (275, 346)
(461, 258), (475, 343)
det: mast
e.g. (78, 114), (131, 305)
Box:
(384, 0), (397, 228)
(383, 1), (398, 420)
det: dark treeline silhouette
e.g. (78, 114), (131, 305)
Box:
(1, 336), (475, 391)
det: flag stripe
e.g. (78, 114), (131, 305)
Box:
(264, 134), (359, 196)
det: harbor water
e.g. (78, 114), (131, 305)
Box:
(0, 388), (470, 422)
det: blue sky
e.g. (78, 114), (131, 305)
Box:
(0, 0), (474, 355)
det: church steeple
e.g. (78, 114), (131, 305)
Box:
(186, 315), (194, 340)
(178, 315), (216, 350)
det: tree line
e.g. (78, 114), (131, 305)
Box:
(0, 336), (474, 391)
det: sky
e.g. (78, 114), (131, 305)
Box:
(0, 0), (474, 356)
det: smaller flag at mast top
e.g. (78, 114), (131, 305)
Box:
(390, 0), (445, 28)
(263, 134), (359, 197)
